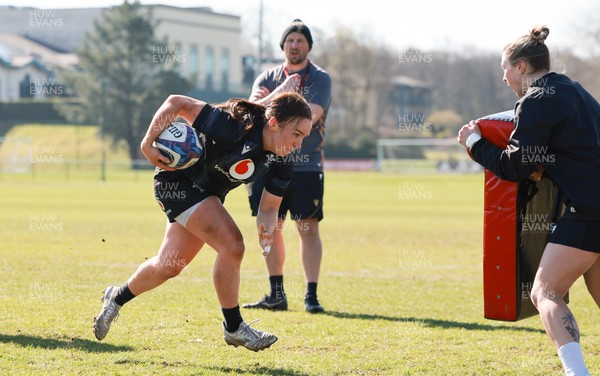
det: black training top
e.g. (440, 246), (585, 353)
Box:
(471, 72), (600, 208)
(155, 104), (292, 198)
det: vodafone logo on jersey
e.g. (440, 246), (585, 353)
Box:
(229, 159), (255, 180)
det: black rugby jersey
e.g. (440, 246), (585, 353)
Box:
(471, 72), (600, 208)
(156, 104), (292, 198)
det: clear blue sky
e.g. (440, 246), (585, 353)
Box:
(3, 0), (598, 57)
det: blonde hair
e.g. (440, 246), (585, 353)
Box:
(503, 25), (550, 73)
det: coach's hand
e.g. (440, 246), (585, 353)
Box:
(250, 86), (271, 101)
(275, 73), (301, 94)
(250, 74), (301, 106)
(457, 120), (481, 148)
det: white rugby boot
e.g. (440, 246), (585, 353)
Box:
(93, 286), (122, 340)
(223, 319), (277, 351)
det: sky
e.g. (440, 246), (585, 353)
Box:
(2, 0), (598, 57)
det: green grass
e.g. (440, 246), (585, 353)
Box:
(1, 169), (599, 374)
(0, 123), (137, 182)
(0, 125), (600, 376)
(0, 123), (131, 161)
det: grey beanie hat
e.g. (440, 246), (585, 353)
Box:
(279, 19), (313, 51)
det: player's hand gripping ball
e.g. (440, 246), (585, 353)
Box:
(155, 122), (203, 169)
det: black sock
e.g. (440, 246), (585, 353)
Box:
(114, 283), (136, 306)
(269, 275), (285, 299)
(222, 305), (243, 333)
(306, 282), (318, 300)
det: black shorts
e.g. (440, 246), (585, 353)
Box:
(549, 207), (600, 253)
(154, 170), (223, 223)
(249, 171), (324, 221)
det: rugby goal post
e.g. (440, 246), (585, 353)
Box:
(0, 136), (33, 173)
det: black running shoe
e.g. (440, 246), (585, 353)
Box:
(304, 296), (324, 313)
(243, 294), (288, 311)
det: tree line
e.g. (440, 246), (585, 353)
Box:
(311, 25), (600, 158)
(56, 1), (600, 163)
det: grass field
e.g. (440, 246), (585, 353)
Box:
(0, 122), (600, 376)
(1, 166), (599, 374)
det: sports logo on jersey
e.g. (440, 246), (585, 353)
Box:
(265, 154), (276, 166)
(229, 159), (255, 180)
(241, 142), (253, 155)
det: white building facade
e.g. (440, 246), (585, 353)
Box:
(0, 5), (244, 101)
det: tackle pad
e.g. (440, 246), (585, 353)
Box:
(474, 110), (567, 321)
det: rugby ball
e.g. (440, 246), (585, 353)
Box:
(155, 122), (203, 169)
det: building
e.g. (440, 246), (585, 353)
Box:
(391, 75), (434, 119)
(0, 4), (245, 101)
(150, 5), (243, 95)
(0, 33), (76, 101)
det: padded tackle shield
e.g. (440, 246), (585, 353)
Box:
(475, 110), (567, 321)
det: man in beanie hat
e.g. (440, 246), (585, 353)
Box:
(244, 19), (332, 314)
(279, 19), (313, 51)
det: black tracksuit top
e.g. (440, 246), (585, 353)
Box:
(471, 72), (600, 208)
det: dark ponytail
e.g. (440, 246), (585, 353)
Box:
(215, 91), (311, 137)
(215, 98), (267, 133)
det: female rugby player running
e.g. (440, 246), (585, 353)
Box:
(93, 89), (312, 352)
(459, 26), (600, 375)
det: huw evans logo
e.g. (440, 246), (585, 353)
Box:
(155, 181), (187, 201)
(521, 146), (555, 165)
(29, 9), (63, 29)
(520, 213), (555, 234)
(399, 47), (433, 64)
(399, 182), (432, 200)
(152, 45), (186, 64)
(398, 113), (432, 132)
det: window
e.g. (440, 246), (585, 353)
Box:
(173, 43), (182, 73)
(205, 46), (214, 90)
(189, 43), (198, 80)
(19, 74), (33, 98)
(221, 48), (229, 91)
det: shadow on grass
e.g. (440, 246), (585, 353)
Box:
(321, 311), (545, 334)
(207, 366), (310, 376)
(0, 333), (134, 353)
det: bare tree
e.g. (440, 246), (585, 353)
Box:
(310, 18), (600, 158)
(312, 26), (397, 157)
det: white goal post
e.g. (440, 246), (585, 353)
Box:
(0, 136), (33, 174)
(376, 138), (482, 173)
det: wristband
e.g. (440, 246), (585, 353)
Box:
(466, 133), (482, 149)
